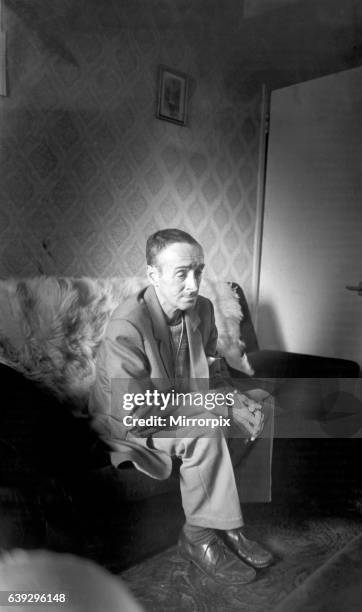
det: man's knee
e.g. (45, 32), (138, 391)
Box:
(175, 422), (228, 459)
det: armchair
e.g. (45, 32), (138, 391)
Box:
(231, 283), (361, 514)
(232, 283), (359, 379)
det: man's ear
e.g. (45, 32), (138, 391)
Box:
(147, 264), (159, 287)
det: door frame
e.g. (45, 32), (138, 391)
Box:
(251, 83), (270, 326)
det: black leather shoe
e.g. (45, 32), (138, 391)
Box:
(221, 529), (274, 569)
(178, 529), (256, 585)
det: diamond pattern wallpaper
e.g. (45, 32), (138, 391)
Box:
(0, 0), (263, 304)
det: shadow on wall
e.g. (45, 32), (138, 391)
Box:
(256, 301), (286, 350)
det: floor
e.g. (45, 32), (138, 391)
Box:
(119, 501), (362, 611)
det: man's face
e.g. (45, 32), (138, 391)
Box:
(148, 242), (205, 317)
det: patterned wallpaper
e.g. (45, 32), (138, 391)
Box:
(0, 0), (262, 304)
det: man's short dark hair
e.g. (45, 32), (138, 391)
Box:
(146, 228), (202, 266)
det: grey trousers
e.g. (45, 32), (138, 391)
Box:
(151, 389), (274, 529)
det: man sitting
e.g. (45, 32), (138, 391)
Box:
(89, 228), (274, 585)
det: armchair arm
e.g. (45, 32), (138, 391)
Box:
(247, 349), (360, 379)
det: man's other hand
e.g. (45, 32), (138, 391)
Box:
(231, 392), (264, 440)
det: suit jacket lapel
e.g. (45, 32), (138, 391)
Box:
(143, 286), (174, 382)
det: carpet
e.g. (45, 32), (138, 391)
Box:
(120, 503), (362, 611)
(272, 531), (362, 612)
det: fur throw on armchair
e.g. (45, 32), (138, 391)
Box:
(0, 276), (252, 411)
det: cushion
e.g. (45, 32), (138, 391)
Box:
(0, 276), (252, 411)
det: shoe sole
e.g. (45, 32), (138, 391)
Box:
(240, 557), (273, 569)
(233, 551), (274, 569)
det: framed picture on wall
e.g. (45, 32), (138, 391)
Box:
(156, 65), (188, 126)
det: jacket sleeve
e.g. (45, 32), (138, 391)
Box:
(89, 318), (160, 440)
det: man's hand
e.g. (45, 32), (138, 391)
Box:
(231, 392), (264, 441)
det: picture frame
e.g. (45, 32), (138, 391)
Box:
(156, 65), (189, 126)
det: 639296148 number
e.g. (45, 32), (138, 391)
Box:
(0, 592), (68, 605)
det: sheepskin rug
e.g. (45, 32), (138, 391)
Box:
(0, 276), (251, 411)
